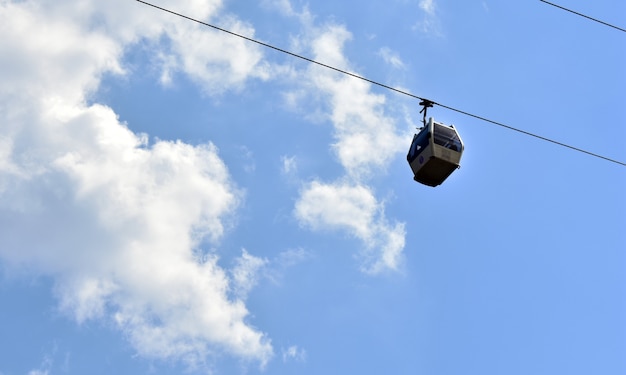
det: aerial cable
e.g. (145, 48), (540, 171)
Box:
(135, 0), (626, 167)
(539, 0), (626, 33)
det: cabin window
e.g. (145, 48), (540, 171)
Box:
(433, 123), (462, 151)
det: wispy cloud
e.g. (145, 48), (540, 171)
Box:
(26, 344), (57, 375)
(378, 47), (407, 70)
(281, 155), (298, 175)
(414, 0), (443, 36)
(419, 0), (435, 15)
(231, 249), (269, 299)
(282, 345), (307, 363)
(275, 247), (312, 268)
(261, 247), (314, 286)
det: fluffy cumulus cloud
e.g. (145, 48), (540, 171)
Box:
(303, 22), (406, 179)
(0, 0), (272, 368)
(282, 7), (408, 274)
(295, 181), (405, 274)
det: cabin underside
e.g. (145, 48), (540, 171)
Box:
(412, 157), (459, 187)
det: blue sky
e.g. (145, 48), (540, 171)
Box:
(0, 0), (625, 374)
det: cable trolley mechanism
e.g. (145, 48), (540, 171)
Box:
(407, 100), (464, 187)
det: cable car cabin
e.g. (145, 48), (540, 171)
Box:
(407, 117), (464, 187)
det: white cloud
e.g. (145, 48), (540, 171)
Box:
(0, 0), (274, 368)
(378, 47), (407, 70)
(163, 15), (272, 94)
(295, 181), (405, 274)
(419, 0), (435, 15)
(239, 145), (256, 173)
(275, 247), (312, 268)
(0, 0), (267, 99)
(414, 0), (442, 36)
(281, 155), (298, 175)
(27, 348), (54, 375)
(276, 10), (408, 274)
(0, 1), (123, 103)
(262, 0), (314, 25)
(282, 345), (306, 362)
(0, 2), (413, 372)
(231, 249), (269, 299)
(261, 248), (314, 286)
(295, 181), (377, 238)
(1, 101), (274, 365)
(306, 25), (406, 181)
(263, 0), (296, 16)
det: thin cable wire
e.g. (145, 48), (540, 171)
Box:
(539, 0), (626, 33)
(135, 0), (626, 167)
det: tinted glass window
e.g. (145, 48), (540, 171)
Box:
(433, 123), (462, 151)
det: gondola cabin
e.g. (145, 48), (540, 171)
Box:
(407, 117), (464, 187)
